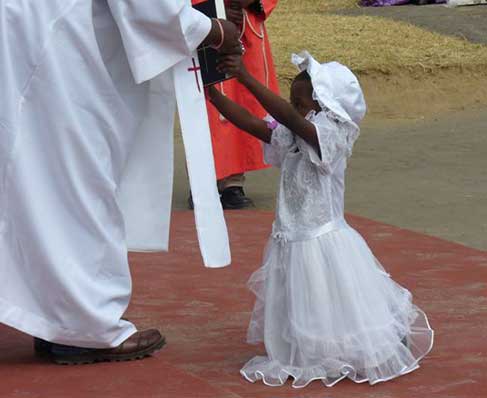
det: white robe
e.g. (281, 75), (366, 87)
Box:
(0, 0), (230, 348)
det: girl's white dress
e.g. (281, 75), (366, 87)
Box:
(240, 110), (434, 388)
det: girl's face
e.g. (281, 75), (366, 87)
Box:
(290, 77), (321, 117)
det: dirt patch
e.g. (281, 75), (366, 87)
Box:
(359, 69), (487, 121)
(277, 68), (487, 123)
(269, 0), (487, 119)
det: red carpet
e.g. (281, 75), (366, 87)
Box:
(1, 211), (486, 398)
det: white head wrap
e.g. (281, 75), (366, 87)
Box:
(291, 51), (367, 128)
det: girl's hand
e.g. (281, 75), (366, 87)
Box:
(217, 54), (248, 80)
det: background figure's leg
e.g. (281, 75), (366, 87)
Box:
(218, 173), (246, 191)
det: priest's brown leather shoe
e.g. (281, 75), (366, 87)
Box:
(33, 337), (52, 358)
(47, 329), (165, 365)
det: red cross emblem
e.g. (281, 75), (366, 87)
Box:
(188, 57), (202, 93)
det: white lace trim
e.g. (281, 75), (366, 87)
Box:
(241, 309), (434, 389)
(263, 110), (358, 239)
(241, 357), (422, 388)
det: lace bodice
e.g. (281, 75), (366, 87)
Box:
(264, 110), (359, 237)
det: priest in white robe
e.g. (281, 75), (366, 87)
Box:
(0, 0), (240, 364)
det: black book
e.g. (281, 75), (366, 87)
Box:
(192, 0), (230, 87)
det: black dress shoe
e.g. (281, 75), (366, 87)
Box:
(220, 187), (254, 210)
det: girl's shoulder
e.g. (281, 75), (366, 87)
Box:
(303, 109), (361, 168)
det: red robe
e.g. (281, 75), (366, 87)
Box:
(195, 0), (280, 180)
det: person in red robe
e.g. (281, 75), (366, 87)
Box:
(191, 0), (280, 209)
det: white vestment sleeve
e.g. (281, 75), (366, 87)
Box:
(107, 0), (212, 84)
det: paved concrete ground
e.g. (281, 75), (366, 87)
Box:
(1, 212), (486, 398)
(338, 4), (487, 44)
(346, 110), (487, 251)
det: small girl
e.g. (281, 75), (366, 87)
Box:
(208, 51), (434, 388)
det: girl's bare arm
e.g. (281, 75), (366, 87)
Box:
(217, 56), (320, 152)
(207, 86), (272, 143)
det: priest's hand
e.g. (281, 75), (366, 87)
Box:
(204, 19), (242, 55)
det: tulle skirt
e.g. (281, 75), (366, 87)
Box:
(241, 224), (434, 388)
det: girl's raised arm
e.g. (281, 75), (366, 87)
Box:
(207, 86), (272, 143)
(217, 55), (321, 154)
